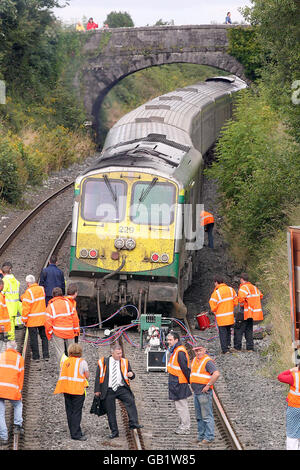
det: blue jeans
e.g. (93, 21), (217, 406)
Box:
(0, 398), (23, 440)
(194, 390), (214, 441)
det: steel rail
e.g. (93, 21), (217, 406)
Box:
(1, 191), (73, 449)
(118, 336), (145, 450)
(0, 181), (74, 256)
(212, 389), (244, 450)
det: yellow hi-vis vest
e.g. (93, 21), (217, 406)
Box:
(3, 275), (20, 317)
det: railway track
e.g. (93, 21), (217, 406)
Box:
(0, 183), (73, 450)
(0, 180), (248, 451)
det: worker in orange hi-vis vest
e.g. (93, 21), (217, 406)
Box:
(234, 273), (263, 352)
(45, 287), (79, 364)
(54, 343), (89, 441)
(21, 274), (49, 361)
(200, 210), (215, 249)
(64, 283), (80, 345)
(0, 279), (11, 348)
(209, 275), (238, 354)
(0, 341), (24, 444)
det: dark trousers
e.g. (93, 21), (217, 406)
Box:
(205, 223), (214, 249)
(218, 325), (232, 353)
(64, 393), (85, 439)
(234, 318), (254, 350)
(104, 386), (139, 434)
(28, 326), (49, 360)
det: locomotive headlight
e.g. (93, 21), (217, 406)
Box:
(125, 238), (136, 251)
(114, 238), (125, 250)
(89, 249), (98, 259)
(80, 248), (89, 258)
(161, 253), (169, 263)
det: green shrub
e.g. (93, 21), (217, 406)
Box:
(206, 88), (300, 260)
(0, 136), (26, 204)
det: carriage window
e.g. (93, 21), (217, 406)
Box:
(130, 181), (176, 225)
(81, 178), (127, 222)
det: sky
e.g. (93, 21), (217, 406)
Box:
(53, 0), (252, 27)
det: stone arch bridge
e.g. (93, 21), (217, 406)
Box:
(78, 24), (249, 135)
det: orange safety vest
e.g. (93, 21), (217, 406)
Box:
(0, 292), (11, 333)
(54, 356), (86, 395)
(64, 296), (80, 336)
(167, 344), (190, 384)
(45, 296), (77, 340)
(0, 348), (24, 400)
(200, 211), (214, 226)
(209, 283), (237, 326)
(21, 284), (46, 327)
(287, 371), (300, 408)
(238, 282), (263, 321)
(98, 357), (130, 386)
(190, 354), (214, 389)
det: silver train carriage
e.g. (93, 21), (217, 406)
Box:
(69, 75), (247, 325)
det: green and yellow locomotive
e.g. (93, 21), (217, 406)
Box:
(68, 76), (246, 325)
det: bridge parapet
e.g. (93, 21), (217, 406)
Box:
(78, 24), (249, 136)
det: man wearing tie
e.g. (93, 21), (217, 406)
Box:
(94, 342), (143, 439)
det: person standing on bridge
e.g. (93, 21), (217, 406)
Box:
(225, 12), (232, 24)
(209, 275), (238, 354)
(94, 342), (143, 439)
(86, 17), (98, 30)
(190, 344), (220, 445)
(167, 331), (192, 435)
(0, 341), (24, 445)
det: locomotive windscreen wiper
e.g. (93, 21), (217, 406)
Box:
(103, 174), (119, 219)
(138, 177), (158, 204)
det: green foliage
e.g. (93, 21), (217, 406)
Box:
(240, 0), (300, 142)
(206, 89), (300, 259)
(100, 64), (228, 144)
(104, 11), (134, 28)
(227, 27), (262, 80)
(0, 137), (24, 204)
(0, 4), (95, 206)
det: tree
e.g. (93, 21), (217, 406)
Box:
(104, 11), (134, 28)
(240, 0), (300, 141)
(0, 0), (65, 92)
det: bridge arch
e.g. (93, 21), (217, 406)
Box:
(78, 25), (248, 136)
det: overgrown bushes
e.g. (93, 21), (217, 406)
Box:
(206, 88), (300, 265)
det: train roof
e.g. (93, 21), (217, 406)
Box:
(102, 75), (246, 152)
(81, 75), (246, 184)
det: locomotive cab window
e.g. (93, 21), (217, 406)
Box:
(81, 178), (127, 222)
(130, 181), (176, 225)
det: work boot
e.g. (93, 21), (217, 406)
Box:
(13, 425), (24, 435)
